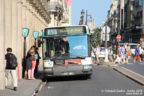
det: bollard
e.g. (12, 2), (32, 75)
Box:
(17, 62), (20, 80)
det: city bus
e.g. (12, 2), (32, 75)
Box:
(41, 25), (93, 78)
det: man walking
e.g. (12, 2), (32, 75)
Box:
(120, 45), (125, 64)
(5, 48), (18, 91)
(94, 45), (100, 63)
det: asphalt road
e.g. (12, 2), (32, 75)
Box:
(37, 66), (144, 96)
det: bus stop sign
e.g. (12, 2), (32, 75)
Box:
(33, 31), (39, 38)
(22, 28), (29, 37)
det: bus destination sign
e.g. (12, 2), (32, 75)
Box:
(44, 26), (86, 36)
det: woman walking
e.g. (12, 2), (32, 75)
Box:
(125, 44), (131, 64)
(115, 44), (121, 64)
(94, 45), (100, 63)
(133, 44), (141, 64)
(108, 45), (113, 62)
(25, 46), (36, 79)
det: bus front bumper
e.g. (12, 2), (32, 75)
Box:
(43, 65), (93, 77)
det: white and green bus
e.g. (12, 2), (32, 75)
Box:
(41, 25), (93, 78)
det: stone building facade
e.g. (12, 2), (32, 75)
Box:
(105, 0), (144, 44)
(0, 0), (51, 90)
(0, 0), (72, 90)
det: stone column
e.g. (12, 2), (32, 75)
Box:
(17, 0), (23, 79)
(5, 0), (12, 48)
(0, 0), (5, 90)
(12, 0), (18, 54)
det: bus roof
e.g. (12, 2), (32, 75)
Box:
(43, 25), (88, 30)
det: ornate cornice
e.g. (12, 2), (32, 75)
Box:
(26, 0), (51, 24)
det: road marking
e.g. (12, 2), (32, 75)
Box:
(48, 86), (54, 89)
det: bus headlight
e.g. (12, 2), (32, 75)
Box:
(81, 57), (92, 65)
(44, 60), (54, 68)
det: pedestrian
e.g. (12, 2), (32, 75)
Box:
(34, 47), (41, 76)
(91, 45), (96, 64)
(5, 48), (18, 91)
(112, 45), (117, 60)
(115, 44), (121, 64)
(120, 44), (126, 64)
(125, 44), (131, 64)
(108, 45), (113, 62)
(139, 44), (143, 61)
(94, 45), (100, 63)
(133, 44), (141, 63)
(25, 46), (36, 79)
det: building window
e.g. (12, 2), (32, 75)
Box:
(139, 0), (143, 6)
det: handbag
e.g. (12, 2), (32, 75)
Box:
(126, 51), (131, 56)
(118, 54), (121, 57)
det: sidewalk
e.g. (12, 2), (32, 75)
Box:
(0, 79), (41, 96)
(0, 66), (43, 96)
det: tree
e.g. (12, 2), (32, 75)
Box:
(91, 28), (101, 47)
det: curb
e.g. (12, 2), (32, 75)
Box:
(113, 66), (144, 85)
(32, 81), (41, 95)
(98, 62), (118, 67)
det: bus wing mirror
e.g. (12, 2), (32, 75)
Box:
(38, 40), (44, 47)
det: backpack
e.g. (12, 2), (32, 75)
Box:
(7, 53), (17, 69)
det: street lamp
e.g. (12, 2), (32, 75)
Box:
(79, 9), (85, 25)
(85, 10), (92, 25)
(55, 6), (63, 26)
(81, 9), (85, 16)
(104, 22), (109, 62)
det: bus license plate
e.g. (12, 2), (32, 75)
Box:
(45, 61), (54, 67)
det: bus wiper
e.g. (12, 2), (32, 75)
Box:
(70, 55), (85, 59)
(75, 56), (85, 59)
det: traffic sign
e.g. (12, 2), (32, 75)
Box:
(136, 26), (144, 29)
(140, 38), (143, 42)
(102, 26), (110, 33)
(22, 28), (29, 37)
(33, 31), (39, 38)
(116, 35), (121, 40)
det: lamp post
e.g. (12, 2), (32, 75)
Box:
(104, 23), (109, 62)
(33, 31), (39, 46)
(22, 28), (29, 58)
(22, 28), (29, 78)
(81, 9), (85, 25)
(79, 9), (85, 25)
(55, 6), (63, 26)
(85, 10), (92, 25)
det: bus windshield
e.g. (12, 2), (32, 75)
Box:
(42, 35), (88, 59)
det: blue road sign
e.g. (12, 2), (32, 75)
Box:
(33, 31), (39, 38)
